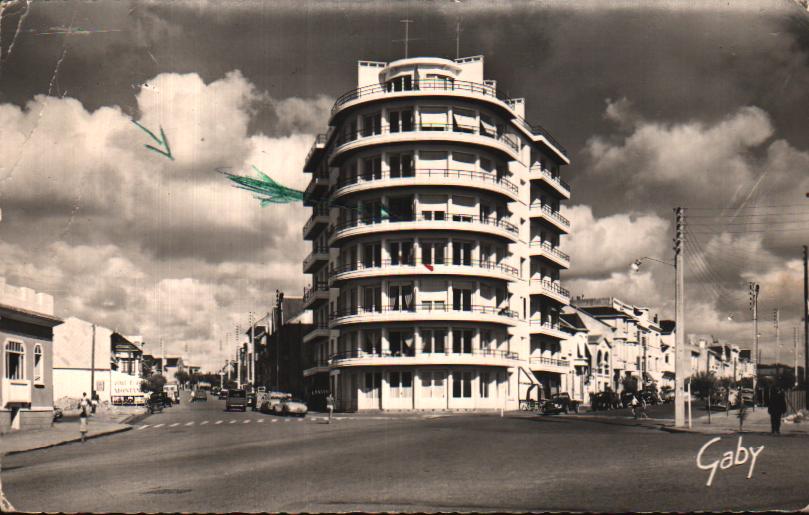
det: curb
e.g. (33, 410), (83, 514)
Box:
(4, 425), (132, 456)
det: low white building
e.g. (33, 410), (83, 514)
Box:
(53, 317), (114, 404)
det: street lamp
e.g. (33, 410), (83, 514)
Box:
(630, 256), (674, 272)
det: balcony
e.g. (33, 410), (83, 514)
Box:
(330, 303), (519, 328)
(528, 166), (571, 199)
(329, 213), (519, 244)
(304, 133), (328, 172)
(2, 378), (32, 406)
(334, 168), (519, 201)
(302, 203), (330, 240)
(529, 203), (570, 234)
(330, 258), (519, 284)
(303, 322), (331, 344)
(329, 348), (520, 368)
(302, 246), (329, 274)
(529, 241), (570, 269)
(303, 173), (330, 206)
(529, 356), (571, 373)
(529, 280), (571, 304)
(332, 122), (521, 163)
(528, 319), (570, 340)
(303, 359), (330, 377)
(303, 281), (330, 309)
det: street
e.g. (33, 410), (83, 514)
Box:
(3, 394), (809, 512)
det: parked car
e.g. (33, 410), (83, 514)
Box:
(212, 387), (220, 396)
(192, 390), (208, 402)
(52, 407), (63, 422)
(549, 392), (580, 413)
(541, 398), (566, 415)
(147, 393), (165, 414)
(218, 389), (229, 400)
(279, 398), (308, 417)
(225, 389), (247, 412)
(739, 388), (755, 406)
(260, 392), (291, 414)
(660, 388), (675, 403)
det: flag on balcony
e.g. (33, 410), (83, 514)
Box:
(423, 263), (434, 271)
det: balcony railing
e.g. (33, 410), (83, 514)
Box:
(512, 117), (569, 157)
(303, 246), (329, 270)
(303, 205), (330, 238)
(331, 258), (519, 277)
(330, 303), (519, 320)
(529, 241), (570, 262)
(331, 213), (519, 237)
(303, 281), (330, 303)
(330, 348), (519, 362)
(304, 133), (328, 166)
(335, 168), (518, 195)
(529, 356), (570, 368)
(530, 280), (571, 299)
(529, 319), (566, 333)
(528, 166), (571, 194)
(530, 203), (571, 228)
(334, 122), (520, 154)
(332, 78), (511, 114)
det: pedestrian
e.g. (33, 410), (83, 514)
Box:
(79, 392), (90, 443)
(768, 387), (787, 435)
(326, 393), (335, 424)
(91, 392), (99, 415)
(639, 396), (649, 419)
(630, 394), (639, 419)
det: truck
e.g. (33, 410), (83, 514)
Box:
(163, 383), (180, 404)
(225, 389), (247, 412)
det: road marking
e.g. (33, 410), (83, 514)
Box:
(215, 420), (223, 425)
(284, 419), (290, 423)
(257, 419), (265, 423)
(185, 421), (194, 426)
(296, 418), (304, 422)
(200, 421), (208, 425)
(243, 419), (251, 424)
(137, 424), (150, 430)
(271, 419), (277, 423)
(169, 423), (180, 427)
(229, 420), (237, 424)
(153, 424), (164, 428)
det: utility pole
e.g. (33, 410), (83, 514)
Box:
(276, 290), (284, 391)
(774, 309), (781, 378)
(803, 245), (808, 394)
(749, 282), (759, 409)
(90, 324), (96, 398)
(794, 326), (799, 388)
(249, 311), (255, 387)
(235, 324), (241, 387)
(674, 207), (686, 428)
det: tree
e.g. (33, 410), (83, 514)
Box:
(174, 370), (191, 387)
(688, 371), (718, 400)
(142, 373), (166, 393)
(621, 375), (639, 394)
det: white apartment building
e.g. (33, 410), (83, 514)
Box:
(302, 55), (571, 411)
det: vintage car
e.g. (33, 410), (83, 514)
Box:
(278, 398), (308, 417)
(225, 389), (247, 412)
(192, 390), (208, 402)
(147, 392), (165, 414)
(541, 393), (580, 415)
(259, 392), (291, 414)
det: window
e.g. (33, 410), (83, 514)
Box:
(362, 156), (382, 180)
(421, 240), (446, 265)
(388, 283), (414, 311)
(362, 242), (382, 268)
(421, 371), (446, 398)
(33, 344), (44, 384)
(5, 341), (25, 380)
(389, 331), (415, 357)
(365, 372), (381, 398)
(420, 194), (447, 222)
(419, 150), (447, 169)
(362, 286), (382, 313)
(480, 114), (496, 137)
(389, 153), (414, 178)
(361, 199), (383, 224)
(452, 371), (472, 398)
(388, 195), (414, 222)
(421, 329), (447, 353)
(389, 108), (414, 132)
(452, 288), (472, 312)
(419, 106), (448, 130)
(452, 241), (473, 266)
(389, 371), (413, 398)
(386, 75), (413, 92)
(389, 240), (414, 266)
(452, 108), (476, 133)
(362, 112), (382, 137)
(452, 151), (476, 170)
(480, 371), (490, 398)
(452, 329), (473, 353)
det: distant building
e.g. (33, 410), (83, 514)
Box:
(256, 294), (311, 400)
(560, 306), (615, 401)
(53, 318), (114, 404)
(0, 278), (61, 433)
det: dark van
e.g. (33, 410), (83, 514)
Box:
(225, 389), (247, 412)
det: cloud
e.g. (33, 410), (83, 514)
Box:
(0, 70), (332, 371)
(563, 205), (669, 278)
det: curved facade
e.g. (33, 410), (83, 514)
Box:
(302, 56), (571, 411)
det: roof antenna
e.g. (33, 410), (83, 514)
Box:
(400, 19), (413, 58)
(455, 19), (463, 59)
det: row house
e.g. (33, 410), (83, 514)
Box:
(0, 278), (61, 433)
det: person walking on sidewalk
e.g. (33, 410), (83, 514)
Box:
(639, 396), (649, 419)
(91, 392), (99, 415)
(768, 387), (787, 435)
(79, 393), (90, 443)
(326, 393), (335, 424)
(630, 394), (639, 419)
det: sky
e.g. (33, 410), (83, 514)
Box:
(1, 0), (809, 372)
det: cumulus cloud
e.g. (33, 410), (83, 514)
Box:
(0, 71), (333, 370)
(563, 205), (669, 278)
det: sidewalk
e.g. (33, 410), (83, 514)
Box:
(1, 418), (131, 456)
(660, 407), (809, 436)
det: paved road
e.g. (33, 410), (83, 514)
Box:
(3, 395), (809, 512)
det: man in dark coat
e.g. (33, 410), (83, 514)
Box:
(768, 388), (787, 435)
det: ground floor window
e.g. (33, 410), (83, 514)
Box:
(5, 341), (25, 380)
(364, 372), (381, 398)
(389, 371), (413, 398)
(421, 371), (446, 398)
(452, 371), (472, 398)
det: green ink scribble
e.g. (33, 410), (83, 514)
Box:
(131, 119), (174, 161)
(222, 165), (392, 220)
